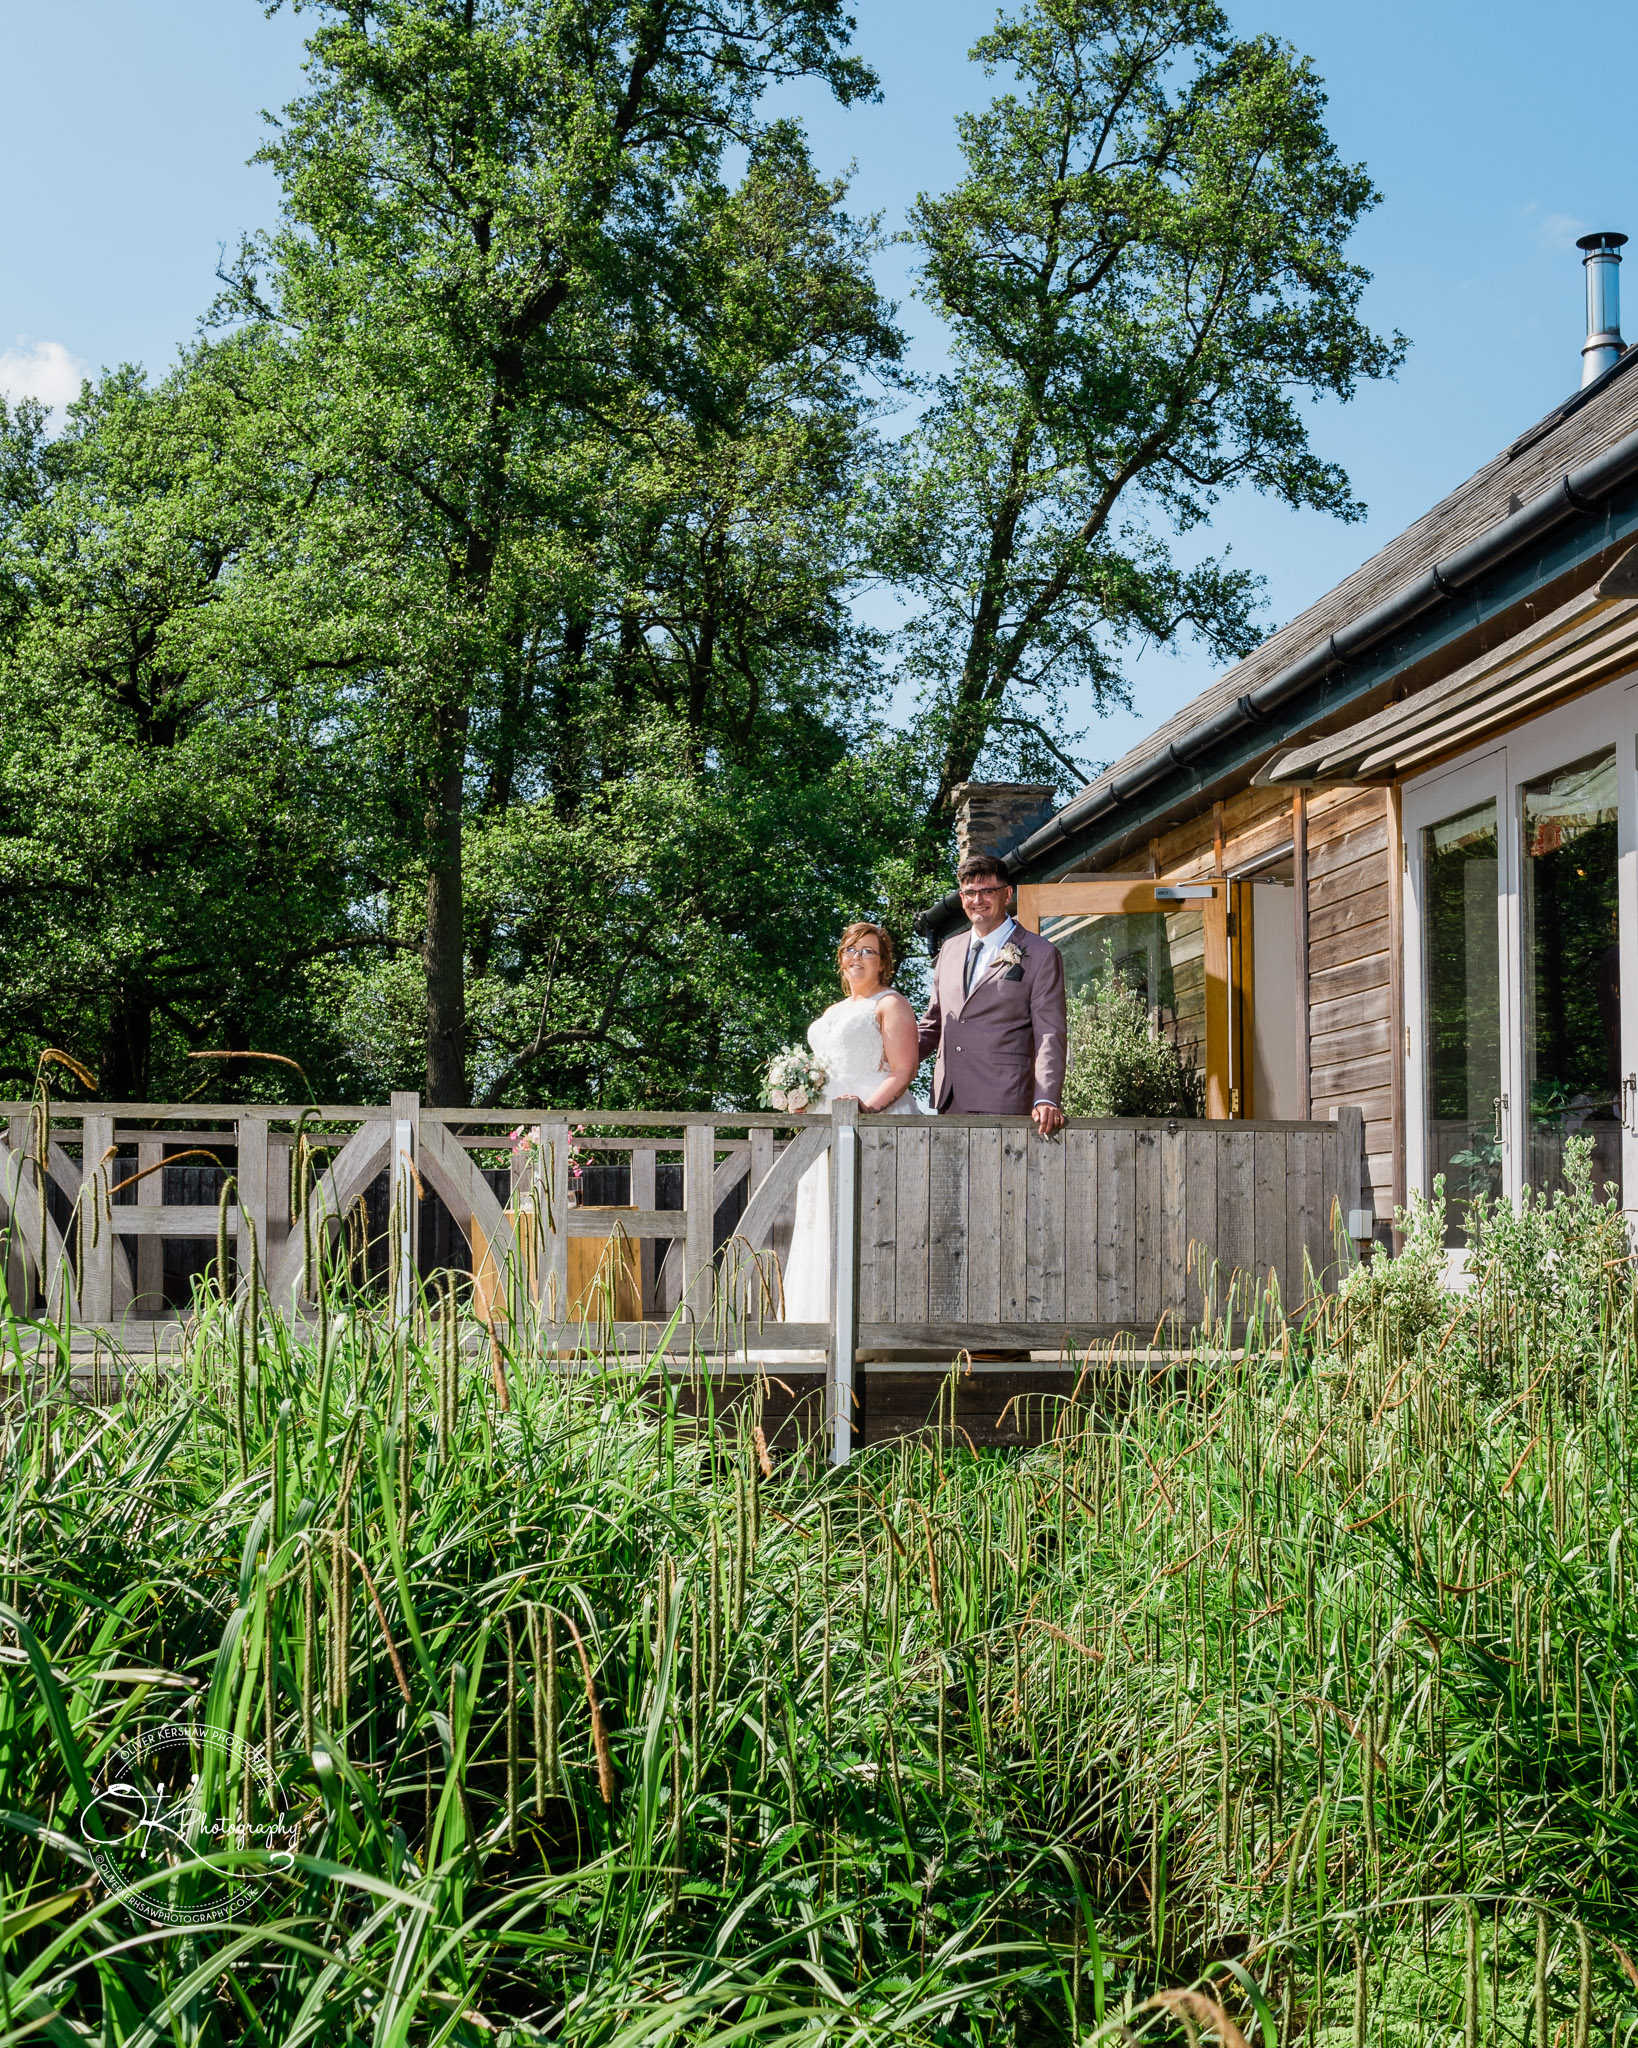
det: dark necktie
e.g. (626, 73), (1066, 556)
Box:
(964, 941), (983, 996)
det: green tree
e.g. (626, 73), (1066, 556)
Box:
(0, 355), (408, 1100)
(224, 0), (880, 1103)
(880, 0), (1405, 821)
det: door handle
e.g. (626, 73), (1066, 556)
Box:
(1624, 1074), (1637, 1134)
(1492, 1094), (1509, 1142)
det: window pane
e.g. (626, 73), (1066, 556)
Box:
(1522, 750), (1621, 1206)
(1041, 907), (1205, 1069)
(1423, 800), (1500, 1245)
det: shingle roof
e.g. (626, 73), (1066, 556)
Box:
(1057, 345), (1638, 817)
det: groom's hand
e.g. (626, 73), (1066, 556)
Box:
(1032, 1103), (1064, 1138)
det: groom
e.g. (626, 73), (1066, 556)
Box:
(918, 853), (1066, 1135)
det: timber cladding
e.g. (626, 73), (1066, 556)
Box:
(1075, 776), (1396, 1232)
(1303, 785), (1395, 1225)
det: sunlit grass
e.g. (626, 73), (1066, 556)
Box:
(2, 1147), (1636, 2045)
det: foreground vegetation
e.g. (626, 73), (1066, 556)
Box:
(4, 1157), (1638, 2044)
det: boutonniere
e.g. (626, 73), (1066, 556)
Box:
(997, 941), (1025, 969)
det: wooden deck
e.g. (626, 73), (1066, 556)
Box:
(0, 1095), (1365, 1459)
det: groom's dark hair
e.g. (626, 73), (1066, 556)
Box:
(956, 851), (1012, 887)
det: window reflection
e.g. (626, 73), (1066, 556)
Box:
(1521, 750), (1621, 1206)
(1041, 907), (1206, 1071)
(1423, 802), (1501, 1244)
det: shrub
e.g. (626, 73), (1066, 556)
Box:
(1060, 978), (1204, 1118)
(1334, 1174), (1450, 1349)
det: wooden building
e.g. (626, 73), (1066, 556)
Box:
(925, 239), (1638, 1248)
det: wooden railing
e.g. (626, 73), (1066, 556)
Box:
(0, 1096), (1365, 1461)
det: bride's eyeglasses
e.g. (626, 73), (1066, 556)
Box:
(841, 945), (881, 960)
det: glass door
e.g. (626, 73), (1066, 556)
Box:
(1503, 686), (1637, 1213)
(1519, 751), (1622, 1203)
(1405, 677), (1638, 1233)
(1016, 878), (1231, 1116)
(1405, 754), (1510, 1243)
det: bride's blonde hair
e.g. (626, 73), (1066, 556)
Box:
(836, 921), (896, 989)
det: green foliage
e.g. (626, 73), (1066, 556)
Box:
(7, 1184), (1638, 2040)
(0, 0), (1404, 1107)
(335, 717), (930, 1107)
(215, 0), (896, 1102)
(881, 0), (1405, 815)
(0, 360), (410, 1099)
(1333, 1178), (1450, 1351)
(1061, 979), (1204, 1117)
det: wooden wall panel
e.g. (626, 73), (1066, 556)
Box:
(1071, 774), (1401, 1239)
(1304, 786), (1395, 1229)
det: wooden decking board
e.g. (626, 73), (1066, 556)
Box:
(1101, 1125), (1136, 1324)
(1160, 1125), (1188, 1322)
(860, 1126), (894, 1323)
(927, 1123), (969, 1322)
(894, 1123), (931, 1323)
(1253, 1128), (1286, 1285)
(1064, 1129), (1099, 1322)
(1183, 1125), (1220, 1325)
(966, 1126), (1002, 1323)
(1133, 1127), (1162, 1326)
(1028, 1121), (1067, 1321)
(999, 1128), (1029, 1321)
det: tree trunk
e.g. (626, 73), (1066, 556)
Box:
(103, 982), (153, 1101)
(423, 723), (469, 1106)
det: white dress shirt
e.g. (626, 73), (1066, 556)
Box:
(962, 914), (1017, 994)
(959, 916), (1053, 1107)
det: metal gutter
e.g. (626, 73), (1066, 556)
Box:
(918, 407), (1638, 944)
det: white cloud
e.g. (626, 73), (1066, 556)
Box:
(0, 337), (89, 410)
(1528, 208), (1590, 252)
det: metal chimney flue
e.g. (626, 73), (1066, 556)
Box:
(1578, 231), (1627, 387)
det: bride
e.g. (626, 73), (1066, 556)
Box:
(781, 921), (922, 1324)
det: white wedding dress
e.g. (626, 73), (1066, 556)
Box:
(781, 992), (921, 1324)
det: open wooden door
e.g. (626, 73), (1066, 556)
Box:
(1016, 876), (1231, 1118)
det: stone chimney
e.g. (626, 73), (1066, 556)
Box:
(951, 782), (1058, 868)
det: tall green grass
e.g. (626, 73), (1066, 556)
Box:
(2, 1146), (1637, 2046)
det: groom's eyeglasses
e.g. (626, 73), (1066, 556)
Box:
(958, 883), (1008, 899)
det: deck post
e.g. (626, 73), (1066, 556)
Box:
(683, 1121), (715, 1320)
(540, 1119), (570, 1323)
(1329, 1103), (1367, 1258)
(135, 1137), (164, 1313)
(237, 1112), (269, 1306)
(829, 1100), (861, 1465)
(6, 1113), (32, 1312)
(79, 1112), (115, 1324)
(390, 1092), (419, 1325)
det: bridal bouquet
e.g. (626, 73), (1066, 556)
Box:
(761, 1045), (826, 1113)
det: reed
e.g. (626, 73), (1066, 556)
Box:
(1, 1147), (1636, 2044)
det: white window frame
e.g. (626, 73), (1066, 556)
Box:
(1403, 748), (1509, 1212)
(1402, 672), (1638, 1216)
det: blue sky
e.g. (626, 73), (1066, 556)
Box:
(3, 0), (1634, 778)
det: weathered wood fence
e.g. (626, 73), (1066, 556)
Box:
(0, 1096), (1364, 1459)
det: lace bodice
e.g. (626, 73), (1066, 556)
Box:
(807, 993), (915, 1110)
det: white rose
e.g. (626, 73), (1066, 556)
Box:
(770, 1089), (788, 1111)
(787, 1088), (809, 1112)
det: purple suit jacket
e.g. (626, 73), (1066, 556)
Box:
(917, 922), (1067, 1115)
